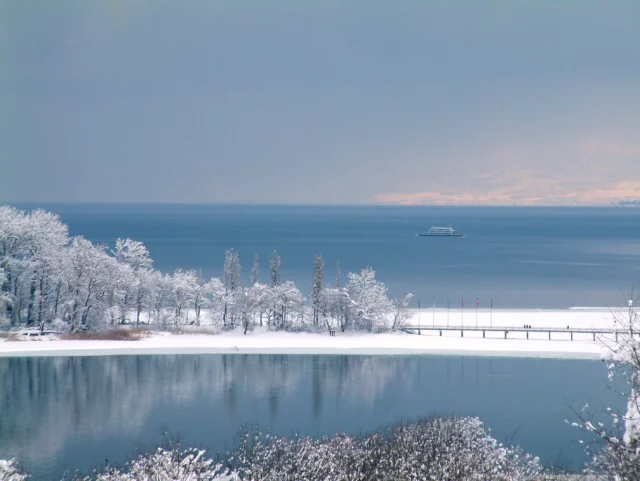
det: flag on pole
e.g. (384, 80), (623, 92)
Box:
(476, 299), (479, 308)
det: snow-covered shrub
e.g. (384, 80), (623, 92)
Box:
(72, 446), (237, 481)
(234, 417), (551, 481)
(572, 299), (640, 479)
(587, 441), (640, 480)
(0, 459), (28, 481)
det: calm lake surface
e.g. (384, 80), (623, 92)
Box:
(15, 203), (640, 308)
(0, 354), (622, 479)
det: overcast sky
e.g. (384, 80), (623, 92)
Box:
(2, 0), (639, 205)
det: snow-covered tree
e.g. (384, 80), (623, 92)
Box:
(22, 209), (69, 329)
(312, 255), (324, 327)
(148, 271), (174, 327)
(0, 205), (416, 335)
(0, 206), (27, 325)
(268, 250), (282, 326)
(171, 269), (197, 327)
(223, 250), (241, 328)
(346, 267), (391, 332)
(247, 282), (270, 327)
(269, 250), (280, 288)
(318, 287), (340, 331)
(189, 272), (210, 326)
(61, 237), (117, 329)
(112, 238), (153, 326)
(130, 268), (153, 327)
(390, 293), (413, 331)
(112, 238), (153, 272)
(251, 253), (259, 286)
(204, 277), (225, 326)
(240, 288), (252, 334)
(272, 281), (305, 329)
(0, 269), (10, 325)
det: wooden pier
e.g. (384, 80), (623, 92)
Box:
(402, 326), (617, 341)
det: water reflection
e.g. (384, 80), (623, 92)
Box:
(0, 355), (622, 479)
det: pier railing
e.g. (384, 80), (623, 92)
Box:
(402, 326), (617, 341)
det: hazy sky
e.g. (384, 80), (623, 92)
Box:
(2, 0), (639, 205)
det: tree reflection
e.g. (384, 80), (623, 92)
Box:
(0, 354), (410, 466)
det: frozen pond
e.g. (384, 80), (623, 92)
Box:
(0, 354), (622, 479)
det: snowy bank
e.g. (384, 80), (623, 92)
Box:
(0, 331), (606, 359)
(0, 307), (618, 359)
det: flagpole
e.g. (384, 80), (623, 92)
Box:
(476, 299), (478, 328)
(461, 298), (464, 327)
(490, 298), (493, 328)
(432, 299), (435, 327)
(447, 298), (450, 327)
(418, 298), (421, 335)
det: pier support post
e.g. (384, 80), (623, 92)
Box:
(593, 332), (596, 341)
(482, 330), (485, 338)
(439, 329), (442, 337)
(548, 331), (551, 340)
(571, 332), (573, 341)
(504, 331), (508, 339)
(461, 330), (464, 337)
(526, 331), (529, 340)
(615, 332), (618, 342)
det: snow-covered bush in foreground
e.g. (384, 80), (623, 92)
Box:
(70, 446), (238, 481)
(0, 459), (28, 481)
(234, 417), (553, 481)
(4, 418), (566, 480)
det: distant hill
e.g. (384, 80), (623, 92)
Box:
(619, 200), (640, 206)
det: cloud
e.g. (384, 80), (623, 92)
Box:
(580, 138), (640, 158)
(373, 178), (640, 206)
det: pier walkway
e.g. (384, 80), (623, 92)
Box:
(402, 326), (617, 341)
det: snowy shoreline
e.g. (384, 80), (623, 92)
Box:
(0, 308), (618, 359)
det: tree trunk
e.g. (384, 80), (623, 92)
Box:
(121, 292), (128, 324)
(37, 276), (45, 328)
(81, 281), (94, 326)
(53, 281), (61, 317)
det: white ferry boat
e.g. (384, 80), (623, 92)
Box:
(419, 226), (462, 237)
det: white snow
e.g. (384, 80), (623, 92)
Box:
(0, 308), (617, 359)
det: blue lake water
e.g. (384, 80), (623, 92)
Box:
(0, 354), (622, 479)
(2, 205), (635, 477)
(15, 203), (640, 308)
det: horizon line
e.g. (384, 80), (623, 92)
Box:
(1, 200), (636, 209)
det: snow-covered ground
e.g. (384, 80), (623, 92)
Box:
(0, 308), (621, 359)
